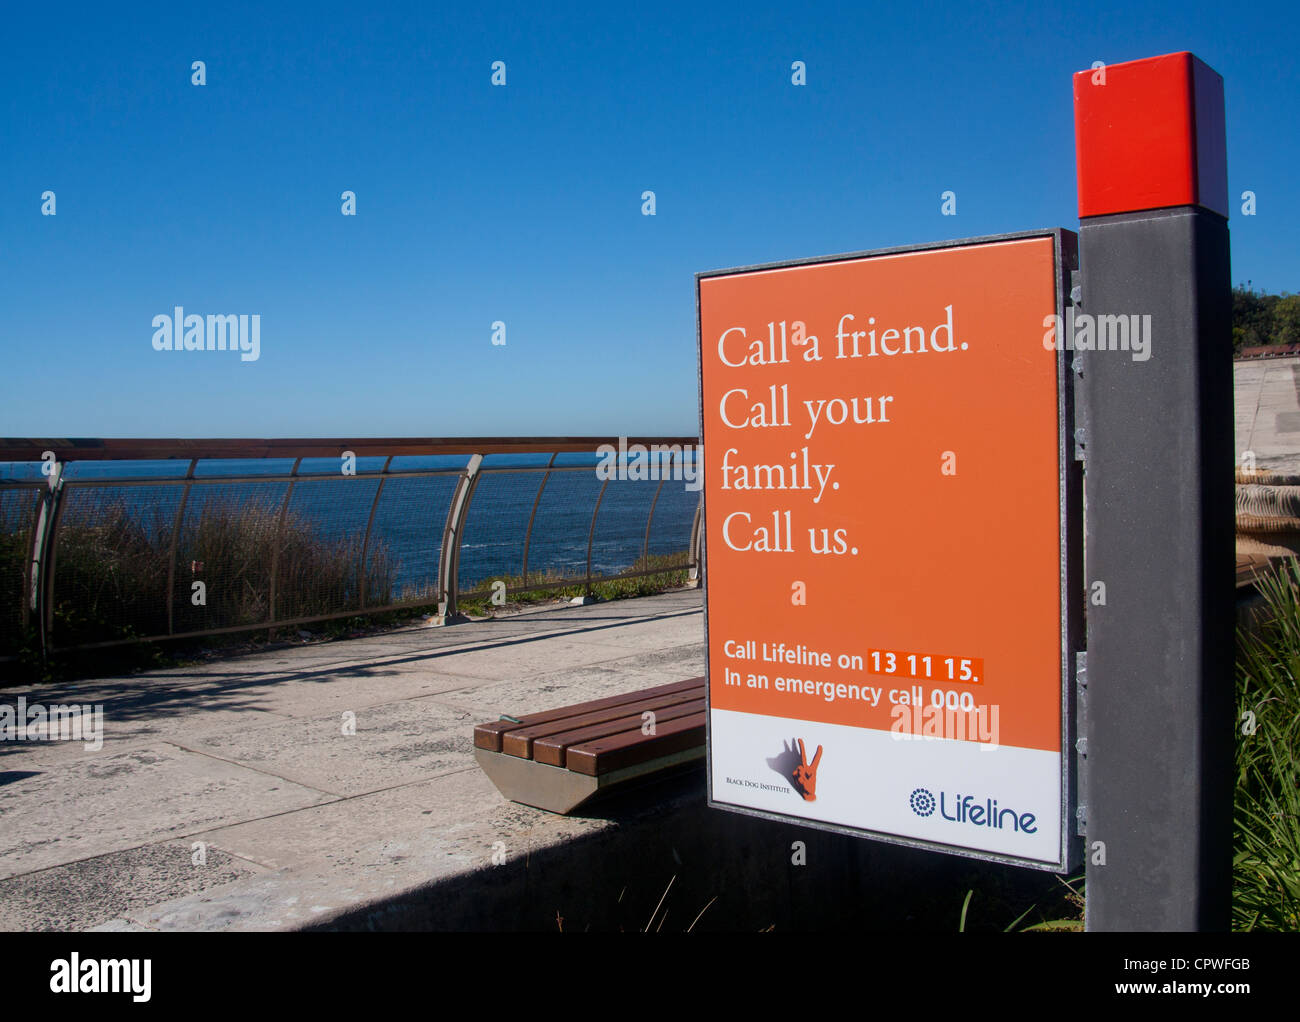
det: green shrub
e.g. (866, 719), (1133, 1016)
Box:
(456, 551), (690, 614)
(1233, 559), (1300, 930)
(39, 492), (398, 647)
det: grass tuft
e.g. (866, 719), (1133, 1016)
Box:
(1232, 558), (1300, 930)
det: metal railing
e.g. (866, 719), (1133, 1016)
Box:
(0, 437), (703, 660)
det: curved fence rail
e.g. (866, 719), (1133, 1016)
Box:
(0, 437), (702, 660)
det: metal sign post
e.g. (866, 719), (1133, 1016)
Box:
(1073, 52), (1235, 931)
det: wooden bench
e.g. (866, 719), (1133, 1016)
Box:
(473, 677), (706, 814)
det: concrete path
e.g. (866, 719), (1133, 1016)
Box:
(0, 590), (704, 931)
(1235, 356), (1300, 474)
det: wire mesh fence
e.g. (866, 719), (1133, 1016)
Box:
(0, 485), (40, 655)
(0, 438), (701, 659)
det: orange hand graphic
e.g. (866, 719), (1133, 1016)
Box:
(791, 738), (823, 801)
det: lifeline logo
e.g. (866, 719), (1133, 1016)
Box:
(908, 786), (1037, 833)
(50, 954), (151, 1002)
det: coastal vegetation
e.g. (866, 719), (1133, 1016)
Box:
(1234, 284), (1300, 350)
(0, 492), (690, 680)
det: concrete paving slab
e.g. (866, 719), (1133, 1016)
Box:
(407, 636), (662, 681)
(0, 590), (707, 929)
(165, 665), (479, 720)
(0, 677), (298, 755)
(0, 839), (265, 931)
(0, 742), (336, 880)
(437, 656), (706, 719)
(546, 611), (710, 652)
(89, 769), (615, 931)
(191, 768), (580, 877)
(176, 698), (481, 797)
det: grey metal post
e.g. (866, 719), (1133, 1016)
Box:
(358, 455), (393, 610)
(584, 478), (610, 595)
(688, 494), (703, 586)
(30, 463), (65, 661)
(520, 453), (558, 585)
(1074, 53), (1235, 930)
(434, 453), (483, 624)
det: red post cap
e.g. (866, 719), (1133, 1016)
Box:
(1073, 52), (1228, 219)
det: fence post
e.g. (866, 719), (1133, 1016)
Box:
(434, 454), (482, 624)
(1074, 53), (1234, 930)
(688, 494), (703, 587)
(29, 464), (65, 661)
(358, 455), (393, 611)
(642, 459), (670, 566)
(520, 453), (557, 586)
(584, 478), (611, 597)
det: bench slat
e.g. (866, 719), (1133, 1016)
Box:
(473, 677), (704, 752)
(564, 711), (707, 776)
(502, 691), (705, 760)
(529, 697), (707, 766)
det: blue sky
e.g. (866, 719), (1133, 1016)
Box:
(2, 0), (1296, 438)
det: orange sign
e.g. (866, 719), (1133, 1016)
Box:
(699, 232), (1073, 867)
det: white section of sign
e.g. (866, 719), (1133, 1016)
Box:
(710, 708), (1062, 864)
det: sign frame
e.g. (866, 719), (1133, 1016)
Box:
(695, 228), (1084, 873)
